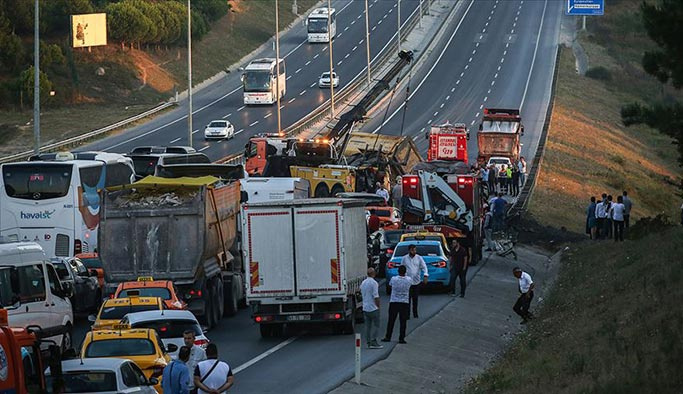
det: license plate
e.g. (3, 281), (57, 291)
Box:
(287, 315), (311, 321)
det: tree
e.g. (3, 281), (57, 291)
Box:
(194, 0), (231, 23)
(39, 41), (65, 69)
(43, 0), (94, 36)
(158, 1), (185, 45)
(20, 66), (53, 104)
(622, 0), (683, 167)
(0, 9), (25, 72)
(106, 1), (151, 48)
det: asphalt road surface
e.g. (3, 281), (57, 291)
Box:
(74, 0), (562, 392)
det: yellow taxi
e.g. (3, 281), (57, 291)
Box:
(89, 296), (164, 330)
(80, 325), (174, 392)
(401, 231), (451, 254)
(114, 277), (187, 310)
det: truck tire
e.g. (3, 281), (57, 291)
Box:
(202, 282), (217, 330)
(224, 279), (239, 317)
(330, 184), (345, 197)
(259, 324), (272, 338)
(314, 184), (330, 198)
(340, 300), (356, 335)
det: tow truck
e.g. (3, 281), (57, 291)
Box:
(426, 122), (469, 163)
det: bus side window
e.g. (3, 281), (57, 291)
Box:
(105, 163), (135, 187)
(279, 61), (285, 76)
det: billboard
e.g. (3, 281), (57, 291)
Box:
(71, 13), (107, 48)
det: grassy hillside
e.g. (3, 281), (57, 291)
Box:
(0, 0), (317, 156)
(465, 225), (683, 393)
(526, 1), (682, 234)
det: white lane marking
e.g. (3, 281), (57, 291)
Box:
(351, 20), (356, 25)
(358, 39), (363, 45)
(465, 64), (469, 69)
(378, 19), (383, 25)
(288, 98), (296, 103)
(323, 46), (327, 51)
(491, 80), (495, 86)
(249, 121), (259, 127)
(383, 14), (388, 20)
(460, 72), (465, 77)
(420, 127), (426, 133)
(472, 49), (477, 55)
(413, 135), (419, 141)
(476, 42), (480, 47)
(498, 65), (502, 71)
(192, 129), (199, 134)
(480, 104), (484, 109)
(170, 137), (181, 143)
(451, 87), (456, 92)
(338, 33), (343, 38)
(488, 88), (492, 93)
(440, 103), (444, 109)
(484, 96), (488, 101)
(520, 0), (548, 110)
(310, 82), (317, 88)
(372, 25), (377, 31)
(475, 112), (480, 117)
(235, 128), (244, 135)
(433, 111), (439, 117)
(295, 68), (302, 74)
(337, 60), (344, 66)
(305, 61), (311, 66)
(314, 54), (320, 59)
(485, 22), (489, 27)
(344, 53), (350, 59)
(471, 120), (476, 125)
(238, 105), (245, 111)
(456, 80), (460, 84)
(264, 113), (272, 119)
(199, 146), (209, 152)
(494, 73), (498, 78)
(222, 113), (232, 119)
(446, 95), (450, 100)
(482, 28), (486, 33)
(357, 14), (362, 19)
(344, 26), (349, 31)
(299, 90), (306, 96)
(468, 57), (472, 62)
(352, 45), (358, 51)
(286, 76), (292, 80)
(427, 119), (433, 124)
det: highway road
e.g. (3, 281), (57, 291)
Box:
(74, 0), (563, 392)
(85, 0), (423, 159)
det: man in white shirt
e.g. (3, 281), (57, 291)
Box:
(194, 344), (234, 394)
(595, 193), (608, 239)
(381, 265), (412, 344)
(400, 244), (429, 319)
(182, 330), (207, 392)
(360, 268), (383, 349)
(375, 182), (390, 203)
(512, 267), (535, 324)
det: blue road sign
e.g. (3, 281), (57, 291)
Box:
(566, 0), (604, 16)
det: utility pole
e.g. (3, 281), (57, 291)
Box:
(187, 0), (193, 147)
(275, 0), (282, 134)
(327, 0), (335, 117)
(365, 0), (371, 86)
(397, 0), (401, 52)
(418, 0), (422, 29)
(33, 0), (40, 154)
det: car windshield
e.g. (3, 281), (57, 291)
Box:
(308, 18), (328, 33)
(118, 287), (171, 300)
(52, 262), (71, 280)
(403, 235), (443, 244)
(243, 71), (272, 92)
(3, 163), (73, 200)
(79, 257), (102, 269)
(85, 338), (156, 357)
(47, 371), (118, 393)
(489, 158), (510, 165)
(0, 268), (14, 307)
(131, 319), (202, 339)
(383, 231), (404, 245)
(393, 244), (443, 257)
(131, 157), (159, 177)
(99, 304), (159, 320)
(209, 121), (226, 128)
(374, 210), (391, 218)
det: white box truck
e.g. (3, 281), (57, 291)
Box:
(242, 198), (367, 337)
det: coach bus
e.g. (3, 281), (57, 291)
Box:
(241, 58), (286, 105)
(307, 7), (336, 43)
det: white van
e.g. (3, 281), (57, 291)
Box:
(240, 177), (310, 203)
(0, 241), (74, 351)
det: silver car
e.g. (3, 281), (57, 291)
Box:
(46, 358), (158, 393)
(204, 120), (235, 140)
(121, 310), (210, 358)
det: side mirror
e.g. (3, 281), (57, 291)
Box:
(62, 282), (74, 298)
(148, 377), (159, 386)
(240, 74), (245, 82)
(88, 314), (97, 322)
(166, 343), (178, 353)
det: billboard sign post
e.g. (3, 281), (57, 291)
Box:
(565, 0), (604, 16)
(71, 13), (107, 49)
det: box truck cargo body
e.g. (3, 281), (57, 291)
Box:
(242, 198), (367, 337)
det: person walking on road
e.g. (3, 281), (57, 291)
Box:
(163, 346), (192, 394)
(586, 196), (597, 240)
(401, 244), (429, 319)
(491, 193), (507, 232)
(360, 268), (383, 349)
(182, 330), (207, 394)
(448, 239), (468, 297)
(391, 177), (402, 210)
(381, 265), (412, 344)
(487, 165), (496, 195)
(622, 191), (633, 229)
(611, 196), (626, 242)
(483, 207), (495, 251)
(512, 267), (535, 324)
(194, 344), (234, 394)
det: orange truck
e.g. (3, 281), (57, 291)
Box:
(0, 309), (62, 393)
(427, 122), (469, 163)
(476, 108), (524, 165)
(244, 135), (334, 176)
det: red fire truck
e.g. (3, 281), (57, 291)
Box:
(426, 122), (469, 163)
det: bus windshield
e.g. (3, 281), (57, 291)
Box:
(308, 18), (328, 33)
(2, 164), (73, 200)
(243, 71), (272, 92)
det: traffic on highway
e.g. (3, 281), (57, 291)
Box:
(0, 0), (562, 393)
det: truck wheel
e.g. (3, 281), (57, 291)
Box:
(330, 184), (345, 197)
(259, 324), (272, 338)
(314, 184), (330, 198)
(224, 280), (239, 317)
(203, 283), (217, 330)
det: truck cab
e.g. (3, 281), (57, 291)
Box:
(426, 122), (469, 163)
(0, 309), (48, 393)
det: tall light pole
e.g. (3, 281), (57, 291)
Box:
(33, 0), (40, 154)
(187, 0), (193, 147)
(327, 0), (335, 117)
(397, 0), (401, 52)
(275, 0), (282, 134)
(365, 0), (371, 86)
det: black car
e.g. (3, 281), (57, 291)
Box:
(51, 257), (100, 313)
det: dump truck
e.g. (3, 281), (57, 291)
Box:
(477, 108), (524, 165)
(426, 122), (469, 163)
(242, 198), (367, 337)
(99, 176), (245, 330)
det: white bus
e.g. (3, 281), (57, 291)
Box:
(307, 7), (336, 43)
(241, 58), (286, 105)
(0, 152), (135, 257)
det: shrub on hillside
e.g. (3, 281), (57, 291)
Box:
(626, 214), (674, 240)
(585, 66), (612, 81)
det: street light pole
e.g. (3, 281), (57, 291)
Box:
(327, 0), (335, 117)
(275, 0), (282, 134)
(397, 0), (401, 52)
(33, 0), (40, 154)
(365, 0), (371, 86)
(187, 0), (193, 147)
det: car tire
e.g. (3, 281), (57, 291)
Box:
(224, 280), (239, 317)
(62, 324), (73, 353)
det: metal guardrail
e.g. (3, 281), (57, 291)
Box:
(0, 101), (175, 164)
(508, 46), (562, 216)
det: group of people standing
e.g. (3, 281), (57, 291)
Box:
(478, 157), (527, 197)
(586, 191), (633, 242)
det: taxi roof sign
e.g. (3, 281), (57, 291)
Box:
(112, 323), (130, 330)
(137, 276), (154, 282)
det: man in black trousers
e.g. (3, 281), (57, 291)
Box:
(381, 265), (413, 344)
(449, 239), (469, 297)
